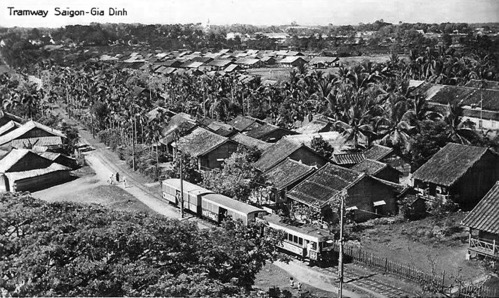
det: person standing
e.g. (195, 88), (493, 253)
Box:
(115, 172), (120, 182)
(123, 177), (127, 188)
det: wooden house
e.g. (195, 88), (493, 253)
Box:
(254, 138), (328, 173)
(352, 159), (401, 183)
(412, 143), (499, 210)
(228, 115), (265, 132)
(159, 113), (198, 153)
(461, 181), (499, 259)
(230, 133), (272, 152)
(363, 144), (411, 183)
(0, 149), (71, 192)
(279, 56), (308, 68)
(176, 127), (238, 170)
(265, 158), (316, 205)
(287, 163), (398, 222)
(331, 152), (366, 167)
(0, 120), (66, 151)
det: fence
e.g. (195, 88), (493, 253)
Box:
(333, 243), (498, 297)
(336, 243), (446, 290)
(456, 285), (499, 298)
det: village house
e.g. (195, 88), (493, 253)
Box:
(159, 112), (198, 154)
(279, 56), (308, 68)
(176, 127), (239, 170)
(461, 181), (499, 260)
(0, 149), (72, 192)
(308, 56), (339, 68)
(352, 159), (401, 183)
(230, 133), (272, 152)
(287, 163), (398, 222)
(331, 152), (366, 167)
(411, 80), (499, 131)
(264, 158), (317, 205)
(412, 143), (499, 210)
(363, 144), (411, 183)
(0, 120), (66, 151)
(254, 138), (328, 173)
(228, 115), (265, 132)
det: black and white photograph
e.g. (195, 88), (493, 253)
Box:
(1, 0), (499, 297)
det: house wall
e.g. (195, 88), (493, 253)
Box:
(13, 170), (71, 192)
(200, 141), (239, 169)
(374, 167), (400, 183)
(8, 153), (52, 172)
(20, 127), (56, 138)
(289, 148), (328, 169)
(347, 177), (397, 222)
(477, 230), (499, 243)
(451, 151), (499, 210)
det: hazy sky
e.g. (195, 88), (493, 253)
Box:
(1, 0), (498, 28)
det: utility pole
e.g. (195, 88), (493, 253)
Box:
(338, 189), (347, 298)
(176, 131), (184, 219)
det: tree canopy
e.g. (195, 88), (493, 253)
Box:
(0, 193), (284, 297)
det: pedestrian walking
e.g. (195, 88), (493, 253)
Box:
(297, 282), (302, 292)
(115, 172), (120, 182)
(289, 277), (294, 288)
(109, 173), (114, 185)
(123, 177), (127, 188)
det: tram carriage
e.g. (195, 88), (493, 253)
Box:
(261, 214), (335, 262)
(162, 179), (266, 225)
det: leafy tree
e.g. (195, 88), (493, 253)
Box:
(310, 136), (334, 159)
(0, 193), (284, 297)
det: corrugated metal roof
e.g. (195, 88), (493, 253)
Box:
(332, 153), (365, 165)
(4, 162), (70, 181)
(203, 193), (263, 215)
(462, 182), (499, 234)
(0, 120), (65, 146)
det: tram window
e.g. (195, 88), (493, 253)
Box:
(284, 232), (288, 240)
(288, 234), (293, 241)
(293, 235), (298, 243)
(311, 242), (317, 250)
(299, 238), (303, 245)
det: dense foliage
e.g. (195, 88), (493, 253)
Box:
(0, 193), (284, 297)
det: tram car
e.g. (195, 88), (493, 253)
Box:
(162, 179), (266, 225)
(260, 214), (335, 263)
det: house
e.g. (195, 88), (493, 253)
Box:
(352, 159), (401, 183)
(412, 82), (499, 130)
(201, 119), (237, 137)
(0, 121), (21, 136)
(235, 58), (262, 68)
(228, 115), (265, 132)
(38, 151), (78, 170)
(246, 123), (297, 143)
(176, 127), (238, 170)
(412, 143), (499, 210)
(0, 111), (23, 127)
(295, 118), (333, 134)
(287, 163), (398, 222)
(265, 158), (316, 205)
(230, 133), (272, 152)
(461, 181), (499, 259)
(260, 56), (276, 66)
(331, 152), (366, 167)
(224, 64), (241, 73)
(363, 144), (411, 182)
(0, 149), (72, 192)
(308, 56), (339, 68)
(254, 138), (328, 172)
(159, 113), (198, 153)
(285, 131), (349, 153)
(464, 79), (499, 90)
(207, 59), (232, 70)
(279, 56), (308, 68)
(0, 120), (66, 151)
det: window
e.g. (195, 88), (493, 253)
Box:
(299, 238), (303, 245)
(293, 235), (298, 243)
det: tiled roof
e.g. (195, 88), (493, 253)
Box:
(332, 152), (365, 165)
(265, 158), (316, 191)
(253, 138), (303, 172)
(464, 79), (499, 90)
(228, 115), (262, 131)
(161, 113), (197, 137)
(287, 163), (364, 206)
(351, 159), (387, 175)
(246, 123), (282, 139)
(363, 144), (394, 161)
(461, 181), (499, 234)
(295, 118), (332, 134)
(412, 143), (489, 187)
(177, 127), (229, 157)
(230, 133), (272, 151)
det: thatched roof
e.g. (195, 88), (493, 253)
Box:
(177, 127), (230, 157)
(265, 158), (316, 191)
(461, 181), (499, 234)
(287, 163), (364, 207)
(412, 143), (489, 187)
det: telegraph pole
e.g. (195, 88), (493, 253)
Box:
(338, 190), (347, 298)
(176, 131), (184, 219)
